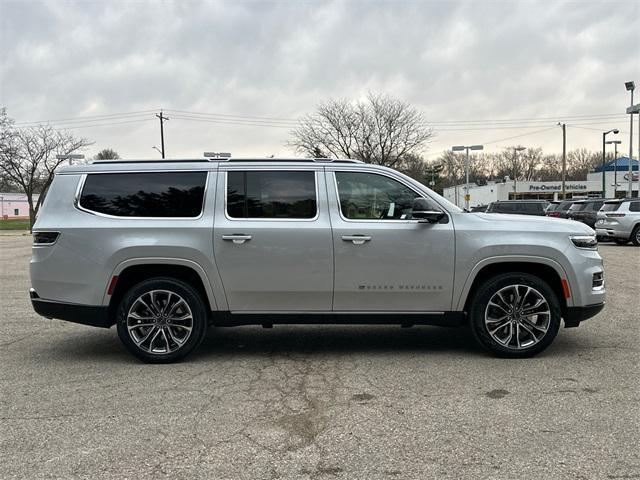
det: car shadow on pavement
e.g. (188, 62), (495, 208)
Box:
(39, 324), (488, 363)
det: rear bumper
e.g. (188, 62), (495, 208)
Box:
(596, 228), (629, 239)
(30, 289), (112, 328)
(564, 303), (605, 328)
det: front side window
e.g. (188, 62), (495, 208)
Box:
(80, 172), (207, 217)
(226, 171), (317, 219)
(335, 171), (422, 220)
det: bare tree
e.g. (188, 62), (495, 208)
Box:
(94, 148), (120, 160)
(0, 109), (92, 228)
(289, 93), (433, 167)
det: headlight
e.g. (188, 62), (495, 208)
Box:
(570, 235), (597, 250)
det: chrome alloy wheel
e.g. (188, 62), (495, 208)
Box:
(484, 284), (551, 350)
(126, 290), (194, 355)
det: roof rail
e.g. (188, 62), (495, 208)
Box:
(92, 159), (207, 164)
(91, 157), (365, 165)
(210, 157), (364, 164)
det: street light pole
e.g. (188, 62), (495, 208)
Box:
(602, 129), (619, 198)
(558, 123), (567, 199)
(452, 145), (483, 210)
(606, 140), (622, 198)
(512, 147), (526, 200)
(625, 82), (635, 198)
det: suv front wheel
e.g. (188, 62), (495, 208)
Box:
(469, 273), (561, 358)
(116, 278), (208, 363)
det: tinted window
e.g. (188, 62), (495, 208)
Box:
(80, 172), (207, 217)
(629, 201), (640, 212)
(521, 203), (540, 213)
(226, 171), (317, 219)
(601, 202), (621, 212)
(586, 201), (603, 212)
(569, 203), (585, 211)
(335, 172), (422, 220)
(558, 201), (573, 211)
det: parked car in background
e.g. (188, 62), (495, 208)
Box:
(546, 200), (574, 218)
(566, 199), (607, 228)
(30, 157), (604, 362)
(470, 205), (488, 212)
(486, 200), (549, 216)
(595, 198), (640, 246)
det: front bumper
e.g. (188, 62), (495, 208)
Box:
(30, 289), (112, 328)
(564, 303), (605, 328)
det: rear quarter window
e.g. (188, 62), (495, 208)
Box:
(79, 171), (207, 217)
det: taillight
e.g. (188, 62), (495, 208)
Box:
(33, 231), (60, 245)
(547, 212), (561, 217)
(606, 213), (626, 218)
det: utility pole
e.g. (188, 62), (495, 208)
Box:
(156, 110), (169, 159)
(559, 123), (566, 199)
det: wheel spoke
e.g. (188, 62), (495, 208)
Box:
(126, 289), (194, 355)
(485, 284), (551, 351)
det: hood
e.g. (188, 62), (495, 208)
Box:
(471, 213), (594, 235)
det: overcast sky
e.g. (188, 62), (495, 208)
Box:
(1, 0), (639, 161)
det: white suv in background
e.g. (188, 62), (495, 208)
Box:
(596, 198), (640, 246)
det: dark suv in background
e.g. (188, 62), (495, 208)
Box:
(546, 200), (575, 218)
(486, 200), (549, 216)
(567, 199), (607, 228)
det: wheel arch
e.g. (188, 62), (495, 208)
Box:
(105, 258), (218, 319)
(457, 257), (571, 315)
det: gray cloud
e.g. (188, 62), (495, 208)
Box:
(1, 0), (638, 159)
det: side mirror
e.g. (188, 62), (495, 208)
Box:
(412, 198), (446, 223)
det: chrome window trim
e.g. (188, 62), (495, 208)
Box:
(330, 169), (445, 224)
(223, 170), (320, 222)
(74, 171), (209, 220)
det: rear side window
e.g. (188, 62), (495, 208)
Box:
(629, 201), (640, 212)
(226, 171), (317, 219)
(80, 172), (207, 217)
(569, 203), (585, 211)
(601, 202), (621, 212)
(587, 201), (603, 211)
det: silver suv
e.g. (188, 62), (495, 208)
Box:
(595, 198), (640, 246)
(30, 158), (605, 362)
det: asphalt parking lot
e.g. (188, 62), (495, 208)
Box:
(1, 235), (639, 480)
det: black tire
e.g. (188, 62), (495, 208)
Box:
(631, 225), (640, 247)
(469, 272), (561, 358)
(116, 277), (208, 363)
(613, 238), (629, 245)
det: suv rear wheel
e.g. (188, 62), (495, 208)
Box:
(631, 225), (640, 246)
(469, 272), (561, 358)
(116, 278), (208, 363)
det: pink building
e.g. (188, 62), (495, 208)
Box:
(0, 193), (39, 219)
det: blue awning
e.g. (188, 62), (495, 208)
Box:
(593, 157), (638, 172)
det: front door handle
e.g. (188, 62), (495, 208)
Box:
(341, 235), (372, 245)
(222, 234), (252, 244)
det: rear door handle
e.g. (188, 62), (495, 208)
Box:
(222, 234), (252, 244)
(341, 235), (372, 245)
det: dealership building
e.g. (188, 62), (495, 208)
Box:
(443, 157), (639, 207)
